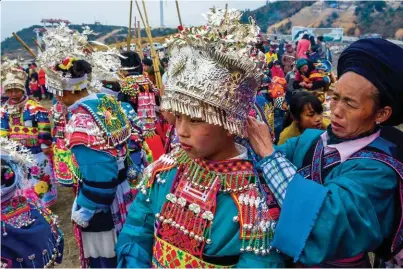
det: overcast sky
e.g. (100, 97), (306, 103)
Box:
(1, 0), (266, 41)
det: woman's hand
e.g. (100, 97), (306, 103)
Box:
(246, 116), (275, 158)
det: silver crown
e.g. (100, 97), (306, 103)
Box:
(162, 7), (263, 137)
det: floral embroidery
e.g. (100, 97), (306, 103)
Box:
(58, 162), (68, 174)
(30, 166), (40, 176)
(34, 181), (49, 196)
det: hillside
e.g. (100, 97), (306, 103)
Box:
(241, 1), (315, 33)
(1, 23), (176, 58)
(244, 1), (402, 39)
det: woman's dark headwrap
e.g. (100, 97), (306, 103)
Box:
(337, 38), (403, 126)
(120, 51), (143, 75)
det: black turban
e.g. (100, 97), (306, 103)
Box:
(120, 51), (143, 75)
(337, 38), (403, 126)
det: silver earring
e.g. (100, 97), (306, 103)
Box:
(376, 121), (380, 125)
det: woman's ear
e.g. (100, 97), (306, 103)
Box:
(376, 106), (392, 125)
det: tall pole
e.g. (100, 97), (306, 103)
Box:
(12, 32), (37, 58)
(33, 38), (44, 52)
(224, 3), (228, 24)
(127, 0), (133, 51)
(137, 21), (144, 59)
(136, 0), (162, 89)
(175, 0), (183, 27)
(160, 0), (165, 27)
(141, 0), (162, 88)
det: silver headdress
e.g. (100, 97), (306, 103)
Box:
(1, 59), (28, 94)
(162, 7), (263, 137)
(36, 23), (122, 96)
(1, 137), (35, 201)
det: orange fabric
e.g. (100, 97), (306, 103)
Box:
(269, 77), (287, 98)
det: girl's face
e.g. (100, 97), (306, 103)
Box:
(175, 113), (235, 161)
(6, 88), (25, 102)
(297, 104), (323, 131)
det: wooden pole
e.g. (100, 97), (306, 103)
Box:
(127, 0), (133, 51)
(223, 3), (228, 24)
(137, 21), (144, 59)
(33, 38), (44, 52)
(136, 0), (162, 89)
(141, 0), (162, 88)
(133, 16), (137, 39)
(175, 0), (183, 27)
(12, 32), (36, 58)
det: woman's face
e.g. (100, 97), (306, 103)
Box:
(175, 113), (234, 160)
(297, 104), (323, 131)
(330, 72), (381, 138)
(56, 91), (81, 106)
(300, 65), (309, 74)
(6, 88), (24, 102)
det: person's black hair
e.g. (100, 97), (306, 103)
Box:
(309, 36), (316, 47)
(282, 91), (323, 129)
(120, 51), (143, 75)
(1, 160), (15, 188)
(54, 59), (92, 78)
(256, 42), (265, 54)
(142, 57), (153, 67)
(102, 80), (121, 92)
(302, 34), (310, 40)
(317, 36), (324, 42)
(161, 57), (169, 65)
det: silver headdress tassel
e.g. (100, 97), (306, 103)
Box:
(36, 23), (122, 96)
(162, 7), (263, 137)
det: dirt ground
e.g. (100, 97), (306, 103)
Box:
(51, 185), (80, 268)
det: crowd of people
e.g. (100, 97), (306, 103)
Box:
(1, 7), (403, 269)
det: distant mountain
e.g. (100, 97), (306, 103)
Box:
(241, 1), (403, 39)
(1, 24), (176, 57)
(240, 1), (316, 33)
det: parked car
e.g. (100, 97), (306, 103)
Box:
(122, 43), (137, 52)
(146, 42), (164, 51)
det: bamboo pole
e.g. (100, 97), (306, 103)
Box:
(135, 0), (162, 89)
(175, 0), (183, 27)
(137, 21), (144, 59)
(142, 0), (162, 88)
(33, 38), (44, 52)
(12, 32), (36, 58)
(133, 16), (137, 39)
(223, 3), (228, 24)
(127, 0), (133, 51)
